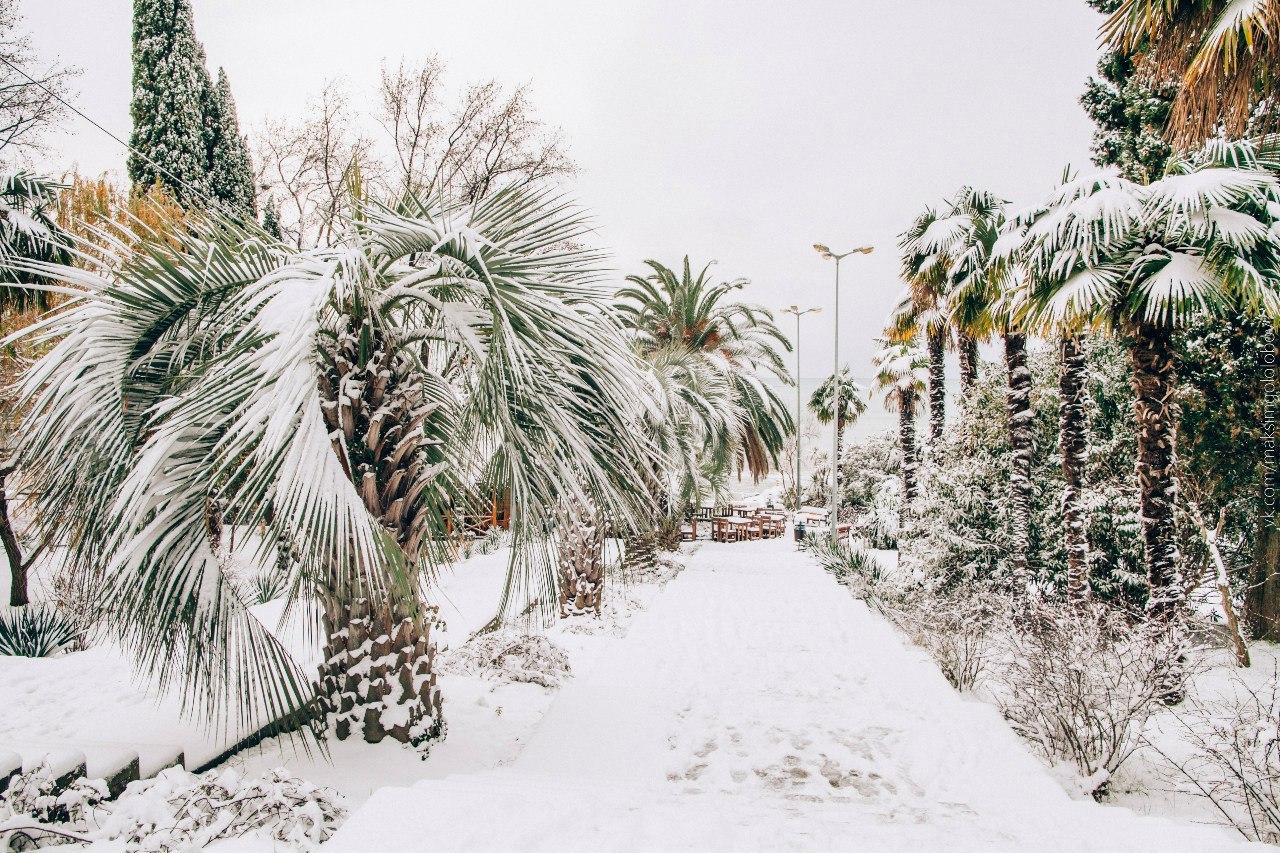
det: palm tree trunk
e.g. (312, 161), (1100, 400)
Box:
(1127, 321), (1181, 619)
(317, 590), (444, 746)
(899, 388), (918, 527)
(1059, 334), (1089, 604)
(558, 509), (604, 617)
(1249, 335), (1280, 640)
(958, 330), (979, 398)
(927, 327), (947, 442)
(1005, 332), (1033, 582)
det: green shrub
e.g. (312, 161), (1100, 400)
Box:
(0, 604), (81, 657)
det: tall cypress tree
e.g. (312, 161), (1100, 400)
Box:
(206, 68), (257, 218)
(128, 0), (210, 206)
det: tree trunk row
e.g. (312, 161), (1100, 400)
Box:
(1059, 334), (1090, 605)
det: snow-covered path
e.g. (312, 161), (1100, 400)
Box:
(326, 538), (1254, 852)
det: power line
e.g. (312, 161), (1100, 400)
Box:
(0, 53), (231, 214)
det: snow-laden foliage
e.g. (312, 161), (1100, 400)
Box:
(801, 536), (885, 605)
(0, 603), (80, 657)
(10, 183), (656, 735)
(438, 631), (572, 689)
(898, 338), (1146, 604)
(1149, 668), (1280, 844)
(990, 604), (1190, 799)
(887, 587), (1003, 693)
(1, 766), (346, 851)
(0, 763), (106, 825)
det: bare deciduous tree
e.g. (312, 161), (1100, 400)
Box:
(0, 0), (78, 164)
(254, 60), (575, 247)
(253, 81), (380, 248)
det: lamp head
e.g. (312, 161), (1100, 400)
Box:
(855, 246), (874, 254)
(813, 243), (830, 254)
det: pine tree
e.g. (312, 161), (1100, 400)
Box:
(128, 0), (211, 207)
(206, 68), (257, 218)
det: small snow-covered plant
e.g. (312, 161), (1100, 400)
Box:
(802, 536), (885, 605)
(239, 570), (287, 605)
(94, 767), (346, 851)
(472, 528), (512, 557)
(991, 602), (1188, 798)
(0, 603), (80, 657)
(438, 631), (572, 689)
(1147, 668), (1280, 844)
(0, 763), (106, 825)
(889, 587), (1003, 692)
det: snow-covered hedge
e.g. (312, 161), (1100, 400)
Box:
(0, 765), (346, 851)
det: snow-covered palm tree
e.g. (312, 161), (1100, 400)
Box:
(1017, 139), (1280, 617)
(0, 171), (72, 313)
(895, 207), (957, 442)
(808, 368), (867, 498)
(1102, 0), (1280, 146)
(872, 338), (928, 526)
(617, 257), (794, 481)
(10, 184), (655, 745)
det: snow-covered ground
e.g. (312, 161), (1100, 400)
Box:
(324, 538), (1257, 852)
(2, 535), (1272, 851)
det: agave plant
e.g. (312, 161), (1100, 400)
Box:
(0, 604), (80, 657)
(1016, 139), (1280, 617)
(9, 184), (653, 745)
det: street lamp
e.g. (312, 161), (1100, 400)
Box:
(814, 243), (873, 542)
(781, 305), (821, 515)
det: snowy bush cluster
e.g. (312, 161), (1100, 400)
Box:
(439, 632), (573, 689)
(0, 765), (346, 851)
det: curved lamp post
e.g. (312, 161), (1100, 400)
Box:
(813, 243), (873, 542)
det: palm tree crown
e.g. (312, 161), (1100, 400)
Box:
(617, 256), (794, 481)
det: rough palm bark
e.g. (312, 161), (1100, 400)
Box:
(1059, 334), (1090, 604)
(1127, 321), (1181, 618)
(1250, 502), (1280, 641)
(927, 327), (947, 442)
(312, 315), (446, 747)
(1005, 332), (1033, 582)
(899, 388), (918, 527)
(1250, 338), (1280, 641)
(958, 330), (979, 399)
(558, 509), (604, 618)
(317, 593), (442, 745)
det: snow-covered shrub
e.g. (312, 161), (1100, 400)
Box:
(902, 340), (1145, 606)
(991, 603), (1188, 798)
(98, 767), (344, 851)
(888, 587), (1003, 692)
(837, 433), (901, 548)
(1149, 669), (1280, 843)
(0, 603), (80, 657)
(1, 766), (344, 852)
(0, 763), (106, 825)
(439, 631), (572, 689)
(802, 537), (885, 605)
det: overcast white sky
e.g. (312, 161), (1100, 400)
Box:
(23, 0), (1104, 378)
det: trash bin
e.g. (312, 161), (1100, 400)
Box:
(794, 520), (806, 542)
